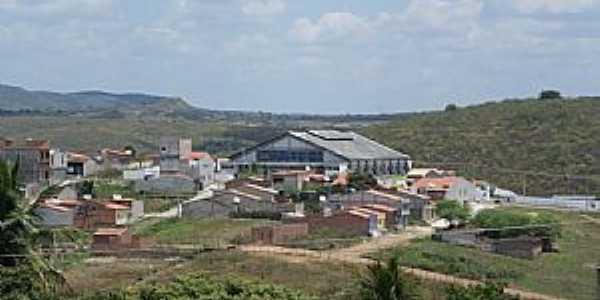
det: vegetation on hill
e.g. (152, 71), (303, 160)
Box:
(363, 97), (600, 195)
(2, 83), (600, 196)
(0, 83), (190, 113)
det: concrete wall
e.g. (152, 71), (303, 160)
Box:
(446, 178), (483, 205)
(188, 158), (215, 184)
(516, 196), (600, 212)
(285, 212), (374, 236)
(134, 176), (196, 194)
(491, 237), (543, 259)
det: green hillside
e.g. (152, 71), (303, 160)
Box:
(0, 84), (191, 112)
(0, 116), (284, 155)
(363, 97), (600, 196)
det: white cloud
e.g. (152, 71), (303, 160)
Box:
(241, 0), (285, 16)
(0, 0), (113, 16)
(513, 0), (596, 14)
(289, 0), (483, 44)
(400, 0), (482, 35)
(289, 12), (373, 43)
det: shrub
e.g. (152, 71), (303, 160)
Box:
(446, 283), (519, 300)
(347, 173), (377, 191)
(445, 104), (458, 111)
(538, 90), (562, 100)
(473, 209), (561, 240)
(436, 200), (470, 223)
(137, 273), (316, 300)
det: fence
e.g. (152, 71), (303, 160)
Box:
(516, 196), (600, 212)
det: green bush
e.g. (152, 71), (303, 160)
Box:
(385, 241), (522, 282)
(436, 200), (470, 223)
(347, 173), (377, 191)
(473, 209), (561, 239)
(80, 273), (316, 300)
(446, 283), (519, 300)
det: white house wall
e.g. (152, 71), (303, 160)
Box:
(446, 178), (483, 205)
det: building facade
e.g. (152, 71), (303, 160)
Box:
(0, 138), (51, 191)
(230, 130), (410, 176)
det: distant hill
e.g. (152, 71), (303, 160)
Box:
(362, 97), (600, 196)
(0, 83), (191, 113)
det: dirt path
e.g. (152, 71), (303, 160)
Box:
(239, 227), (563, 300)
(581, 214), (600, 225)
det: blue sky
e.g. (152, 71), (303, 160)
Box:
(0, 0), (599, 114)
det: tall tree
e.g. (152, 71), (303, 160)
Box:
(0, 159), (65, 299)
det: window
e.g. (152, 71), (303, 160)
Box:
(257, 150), (323, 163)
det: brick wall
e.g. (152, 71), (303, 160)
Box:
(251, 223), (309, 244)
(285, 212), (372, 236)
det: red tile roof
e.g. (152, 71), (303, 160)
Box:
(186, 152), (212, 160)
(67, 152), (91, 163)
(347, 210), (371, 219)
(44, 199), (82, 207)
(412, 177), (460, 191)
(333, 172), (349, 186)
(363, 204), (397, 212)
(103, 203), (130, 210)
(94, 228), (128, 236)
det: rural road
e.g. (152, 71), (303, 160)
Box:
(239, 227), (563, 300)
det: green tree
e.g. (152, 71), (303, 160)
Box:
(473, 209), (561, 240)
(436, 200), (470, 223)
(348, 173), (377, 191)
(359, 256), (422, 300)
(445, 104), (458, 111)
(0, 160), (65, 299)
(538, 90), (562, 100)
(446, 283), (519, 300)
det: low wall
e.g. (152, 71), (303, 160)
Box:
(252, 223), (309, 245)
(435, 230), (547, 259)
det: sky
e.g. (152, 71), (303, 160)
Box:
(0, 0), (599, 114)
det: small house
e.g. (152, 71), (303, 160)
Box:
(74, 200), (131, 229)
(91, 228), (132, 250)
(66, 152), (99, 177)
(286, 210), (377, 236)
(412, 176), (482, 205)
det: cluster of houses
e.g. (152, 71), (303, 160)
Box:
(3, 129), (572, 250)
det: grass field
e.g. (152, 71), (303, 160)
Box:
(63, 251), (449, 300)
(131, 217), (277, 246)
(374, 207), (600, 300)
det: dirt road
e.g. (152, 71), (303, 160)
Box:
(239, 227), (563, 300)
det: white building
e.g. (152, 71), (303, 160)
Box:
(229, 130), (410, 176)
